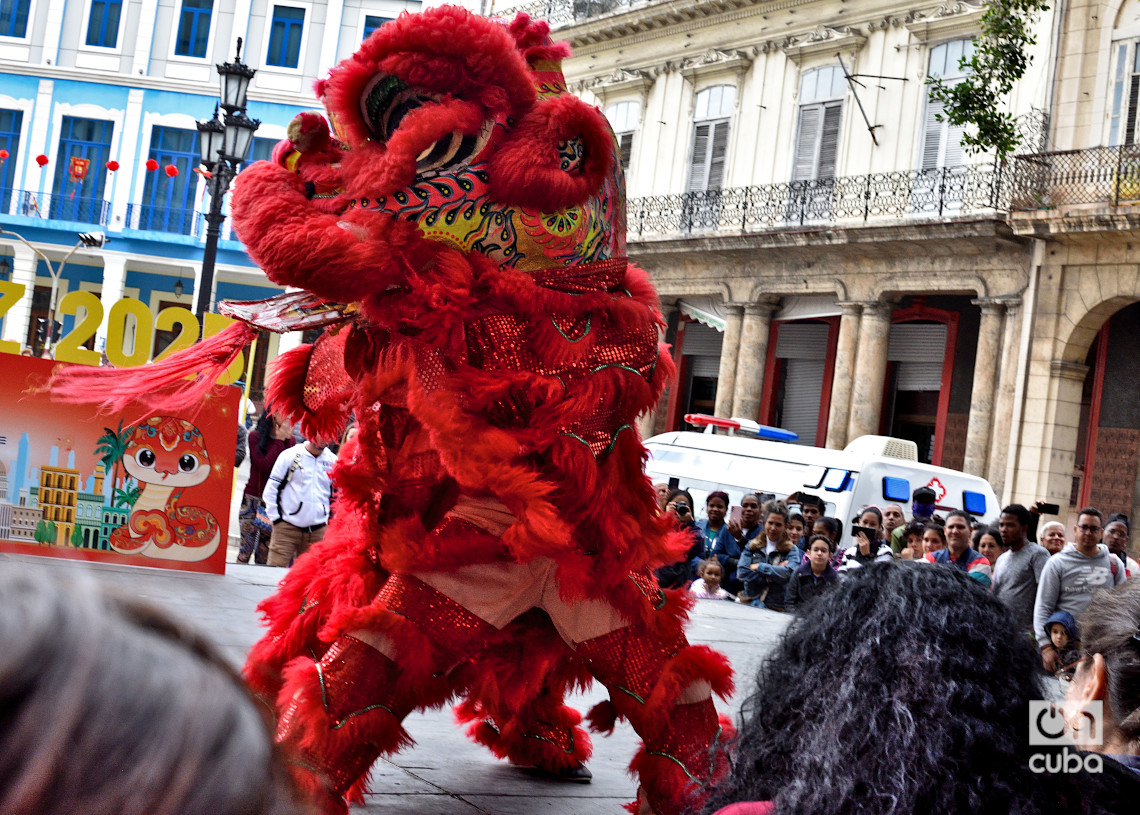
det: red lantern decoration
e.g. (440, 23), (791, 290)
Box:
(35, 154), (48, 167)
(164, 164), (179, 177)
(0, 149), (9, 160)
(145, 158), (159, 171)
(106, 160), (119, 172)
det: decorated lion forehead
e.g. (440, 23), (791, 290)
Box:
(129, 416), (208, 454)
(315, 5), (625, 270)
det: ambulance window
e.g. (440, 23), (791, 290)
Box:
(801, 465), (826, 488)
(963, 491), (987, 516)
(822, 469), (849, 492)
(883, 477), (910, 503)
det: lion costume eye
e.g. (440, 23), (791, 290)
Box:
(178, 454), (201, 474)
(359, 73), (491, 174)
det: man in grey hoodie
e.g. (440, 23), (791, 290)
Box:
(1033, 507), (1125, 672)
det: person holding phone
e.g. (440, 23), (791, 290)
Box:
(655, 488), (703, 589)
(838, 506), (893, 573)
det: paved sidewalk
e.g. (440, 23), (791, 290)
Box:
(1, 552), (790, 814)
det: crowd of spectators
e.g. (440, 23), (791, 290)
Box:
(654, 481), (1140, 675)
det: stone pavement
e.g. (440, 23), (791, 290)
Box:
(0, 552), (790, 814)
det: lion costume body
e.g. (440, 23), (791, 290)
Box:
(54, 8), (734, 813)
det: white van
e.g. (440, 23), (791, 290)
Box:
(644, 415), (1000, 530)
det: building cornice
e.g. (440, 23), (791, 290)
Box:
(0, 62), (321, 110)
(780, 25), (867, 63)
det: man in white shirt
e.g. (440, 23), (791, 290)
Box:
(262, 437), (338, 567)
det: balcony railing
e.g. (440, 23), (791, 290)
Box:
(494, 0), (636, 25)
(627, 165), (1009, 239)
(125, 203), (199, 236)
(0, 190), (111, 225)
(1010, 145), (1140, 210)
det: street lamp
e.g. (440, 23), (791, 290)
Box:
(0, 228), (106, 353)
(194, 38), (260, 334)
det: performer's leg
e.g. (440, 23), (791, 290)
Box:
(274, 574), (498, 814)
(266, 522), (301, 567)
(572, 581), (734, 815)
(454, 618), (592, 777)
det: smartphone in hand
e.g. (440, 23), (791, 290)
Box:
(729, 506), (743, 525)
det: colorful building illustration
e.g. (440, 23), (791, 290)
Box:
(9, 503), (42, 541)
(34, 465), (80, 545)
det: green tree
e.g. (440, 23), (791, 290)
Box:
(113, 481), (143, 510)
(33, 519), (50, 544)
(70, 524), (85, 548)
(927, 0), (1051, 159)
(95, 420), (129, 493)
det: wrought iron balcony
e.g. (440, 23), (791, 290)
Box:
(1010, 145), (1140, 210)
(125, 203), (199, 236)
(0, 190), (111, 226)
(494, 0), (635, 26)
(626, 164), (1010, 239)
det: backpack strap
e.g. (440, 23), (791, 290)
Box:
(276, 450), (304, 521)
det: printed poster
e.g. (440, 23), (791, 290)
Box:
(0, 354), (239, 574)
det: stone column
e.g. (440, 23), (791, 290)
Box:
(825, 301), (863, 449)
(963, 299), (1006, 476)
(95, 255), (127, 352)
(987, 297), (1022, 496)
(846, 301), (892, 442)
(714, 304), (744, 418)
(732, 302), (777, 420)
(1, 244), (37, 348)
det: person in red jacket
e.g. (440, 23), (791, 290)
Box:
(238, 410), (293, 564)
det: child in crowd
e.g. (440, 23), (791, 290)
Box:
(899, 520), (927, 561)
(787, 513), (805, 548)
(1043, 610), (1082, 673)
(691, 559), (735, 601)
(787, 535), (840, 610)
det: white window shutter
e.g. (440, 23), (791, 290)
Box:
(708, 121), (729, 190)
(921, 95), (944, 170)
(818, 102), (842, 179)
(792, 105), (822, 181)
(688, 122), (711, 192)
(618, 132), (633, 170)
(1128, 73), (1140, 145)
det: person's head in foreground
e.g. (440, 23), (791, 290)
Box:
(1064, 578), (1140, 762)
(0, 568), (303, 815)
(705, 561), (1140, 815)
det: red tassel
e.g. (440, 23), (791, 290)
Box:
(51, 322), (259, 414)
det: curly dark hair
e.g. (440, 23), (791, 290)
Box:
(704, 562), (1140, 814)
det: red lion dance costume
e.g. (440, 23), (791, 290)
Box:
(54, 7), (733, 813)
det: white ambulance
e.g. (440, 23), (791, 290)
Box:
(644, 414), (1000, 527)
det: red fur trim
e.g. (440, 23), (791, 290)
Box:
(586, 700), (620, 734)
(488, 94), (615, 211)
(507, 13), (571, 68)
(49, 321), (257, 414)
(266, 342), (315, 426)
(322, 6), (535, 149)
(641, 646), (735, 730)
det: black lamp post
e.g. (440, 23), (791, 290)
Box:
(195, 39), (259, 335)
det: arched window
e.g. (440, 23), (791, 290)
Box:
(687, 85), (735, 192)
(604, 100), (640, 171)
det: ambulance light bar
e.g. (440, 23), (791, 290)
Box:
(683, 414), (799, 442)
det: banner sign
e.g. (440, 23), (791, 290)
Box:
(0, 354), (239, 574)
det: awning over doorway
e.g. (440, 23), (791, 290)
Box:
(774, 295), (840, 322)
(678, 297), (727, 332)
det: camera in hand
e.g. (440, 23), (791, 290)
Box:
(851, 525), (878, 540)
(675, 503), (690, 515)
(1037, 502), (1061, 515)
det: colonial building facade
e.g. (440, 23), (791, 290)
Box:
(492, 0), (1140, 525)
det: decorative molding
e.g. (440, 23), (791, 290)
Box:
(1050, 359), (1090, 382)
(679, 48), (752, 80)
(782, 25), (868, 64)
(587, 67), (654, 102)
(904, 1), (986, 43)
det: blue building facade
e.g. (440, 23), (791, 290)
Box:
(0, 0), (420, 393)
